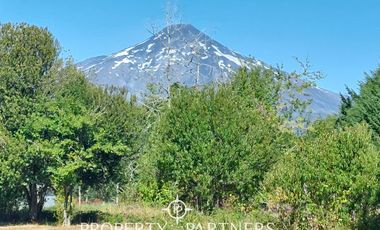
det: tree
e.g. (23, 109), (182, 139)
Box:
(338, 67), (380, 137)
(138, 67), (295, 211)
(19, 91), (94, 225)
(22, 63), (131, 225)
(0, 21), (142, 223)
(0, 22), (59, 221)
(0, 22), (144, 223)
(260, 119), (380, 229)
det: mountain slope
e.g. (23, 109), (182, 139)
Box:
(77, 24), (340, 117)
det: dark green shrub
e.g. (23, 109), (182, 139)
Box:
(260, 119), (380, 229)
(138, 68), (295, 211)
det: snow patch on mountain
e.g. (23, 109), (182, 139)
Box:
(146, 43), (154, 53)
(114, 47), (134, 57)
(212, 45), (242, 66)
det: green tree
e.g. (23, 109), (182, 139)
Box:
(260, 119), (380, 229)
(0, 22), (59, 221)
(20, 63), (133, 225)
(338, 68), (380, 137)
(138, 67), (295, 211)
(0, 22), (149, 224)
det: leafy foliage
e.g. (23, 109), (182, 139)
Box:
(0, 125), (24, 215)
(0, 22), (60, 221)
(260, 119), (380, 228)
(339, 68), (380, 137)
(0, 22), (58, 132)
(0, 23), (144, 224)
(20, 63), (140, 224)
(138, 68), (293, 211)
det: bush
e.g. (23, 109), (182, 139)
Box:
(138, 68), (294, 212)
(260, 119), (380, 229)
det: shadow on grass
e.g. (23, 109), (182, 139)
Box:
(72, 210), (125, 224)
(0, 209), (126, 226)
(0, 210), (57, 226)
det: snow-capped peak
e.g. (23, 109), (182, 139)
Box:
(77, 24), (341, 118)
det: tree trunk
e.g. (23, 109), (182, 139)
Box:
(25, 183), (48, 222)
(29, 184), (38, 222)
(63, 191), (69, 226)
(116, 183), (119, 205)
(37, 186), (46, 215)
(78, 186), (81, 206)
(63, 187), (72, 226)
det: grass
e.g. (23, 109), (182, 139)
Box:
(0, 203), (278, 229)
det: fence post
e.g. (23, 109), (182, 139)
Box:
(78, 186), (81, 206)
(116, 183), (119, 205)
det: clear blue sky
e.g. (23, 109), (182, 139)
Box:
(1, 0), (380, 93)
